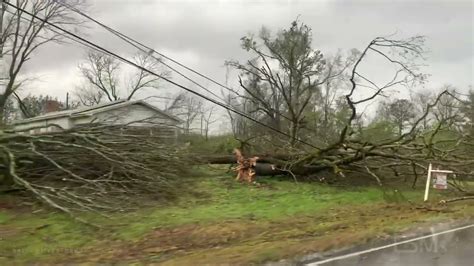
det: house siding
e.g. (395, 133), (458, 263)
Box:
(13, 116), (72, 134)
(73, 104), (178, 127)
(12, 103), (180, 138)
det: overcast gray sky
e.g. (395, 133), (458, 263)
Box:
(21, 0), (473, 112)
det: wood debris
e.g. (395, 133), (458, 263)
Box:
(233, 149), (259, 183)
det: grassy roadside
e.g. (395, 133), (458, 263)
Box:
(0, 167), (472, 264)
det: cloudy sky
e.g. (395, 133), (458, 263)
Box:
(18, 0), (473, 122)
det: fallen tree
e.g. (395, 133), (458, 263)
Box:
(200, 153), (319, 177)
(220, 34), (474, 188)
(0, 124), (189, 219)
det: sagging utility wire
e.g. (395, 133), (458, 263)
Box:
(4, 1), (320, 150)
(51, 0), (299, 126)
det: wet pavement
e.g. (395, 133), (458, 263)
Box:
(306, 224), (474, 266)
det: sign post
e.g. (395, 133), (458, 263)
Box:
(424, 163), (453, 202)
(424, 163), (433, 202)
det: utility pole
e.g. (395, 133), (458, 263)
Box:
(0, 0), (7, 95)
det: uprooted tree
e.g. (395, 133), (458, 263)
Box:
(218, 20), (473, 189)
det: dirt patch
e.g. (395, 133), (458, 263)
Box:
(0, 226), (20, 239)
(71, 203), (456, 264)
(0, 202), (15, 210)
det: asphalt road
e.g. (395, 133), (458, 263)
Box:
(306, 224), (474, 266)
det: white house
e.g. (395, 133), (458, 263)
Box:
(11, 99), (182, 137)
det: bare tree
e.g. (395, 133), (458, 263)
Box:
(329, 36), (428, 149)
(410, 86), (463, 131)
(77, 50), (120, 102)
(0, 0), (84, 123)
(75, 50), (169, 105)
(126, 53), (166, 100)
(432, 85), (462, 129)
(461, 88), (473, 136)
(410, 89), (435, 130)
(74, 84), (104, 107)
(200, 105), (217, 140)
(167, 91), (203, 134)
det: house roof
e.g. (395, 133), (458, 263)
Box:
(12, 99), (183, 125)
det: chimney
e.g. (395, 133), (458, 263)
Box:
(43, 100), (62, 113)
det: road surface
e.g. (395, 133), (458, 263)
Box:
(306, 224), (474, 266)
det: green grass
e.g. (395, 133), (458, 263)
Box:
(0, 167), (471, 264)
(114, 172), (405, 239)
(0, 212), (9, 224)
(0, 211), (99, 263)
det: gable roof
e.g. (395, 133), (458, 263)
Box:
(12, 99), (182, 125)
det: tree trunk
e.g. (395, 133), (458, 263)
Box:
(0, 94), (7, 127)
(198, 154), (324, 176)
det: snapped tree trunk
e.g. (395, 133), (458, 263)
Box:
(199, 153), (324, 176)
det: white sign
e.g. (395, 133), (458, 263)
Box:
(424, 163), (453, 201)
(433, 172), (448, 190)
